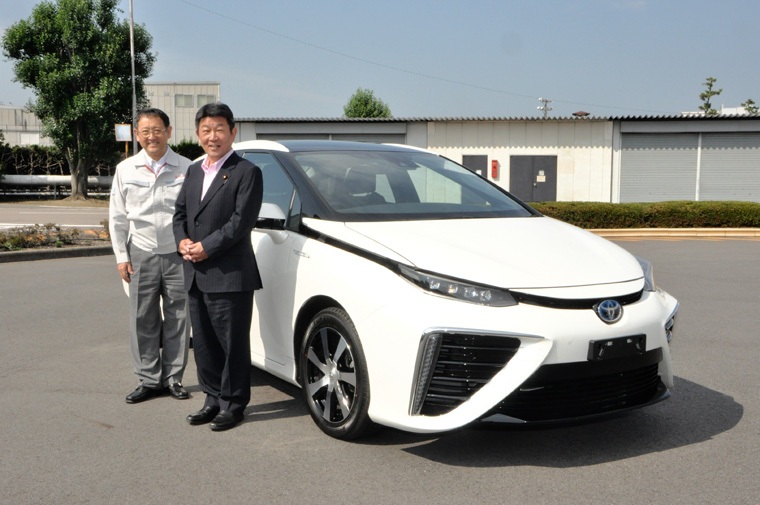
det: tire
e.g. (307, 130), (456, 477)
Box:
(299, 307), (377, 440)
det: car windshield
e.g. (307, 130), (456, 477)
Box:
(292, 149), (534, 221)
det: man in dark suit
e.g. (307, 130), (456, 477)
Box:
(173, 102), (263, 431)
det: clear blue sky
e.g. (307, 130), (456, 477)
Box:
(1, 0), (758, 119)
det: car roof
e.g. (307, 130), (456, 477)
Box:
(233, 139), (434, 155)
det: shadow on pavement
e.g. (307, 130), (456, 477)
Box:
(251, 367), (742, 466)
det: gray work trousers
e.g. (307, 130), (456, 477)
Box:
(128, 244), (189, 387)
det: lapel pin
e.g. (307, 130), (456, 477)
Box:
(223, 175), (228, 180)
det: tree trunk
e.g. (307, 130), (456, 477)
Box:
(66, 150), (90, 200)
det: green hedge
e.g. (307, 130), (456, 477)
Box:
(530, 201), (760, 228)
(0, 133), (202, 179)
(170, 140), (204, 161)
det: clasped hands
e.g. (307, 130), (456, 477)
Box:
(179, 238), (208, 263)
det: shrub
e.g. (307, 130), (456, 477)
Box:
(171, 140), (205, 161)
(0, 224), (80, 251)
(0, 142), (116, 177)
(531, 201), (760, 228)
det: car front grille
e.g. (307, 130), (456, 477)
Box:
(485, 348), (665, 422)
(418, 333), (521, 416)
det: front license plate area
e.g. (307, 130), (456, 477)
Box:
(587, 334), (646, 361)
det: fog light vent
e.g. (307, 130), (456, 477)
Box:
(411, 332), (520, 416)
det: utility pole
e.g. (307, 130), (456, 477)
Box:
(129, 0), (137, 155)
(538, 97), (553, 119)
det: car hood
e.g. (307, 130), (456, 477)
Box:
(305, 216), (643, 290)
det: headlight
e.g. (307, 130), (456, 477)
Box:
(636, 256), (656, 292)
(398, 264), (517, 307)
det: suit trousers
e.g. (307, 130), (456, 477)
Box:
(188, 284), (254, 415)
(128, 245), (190, 387)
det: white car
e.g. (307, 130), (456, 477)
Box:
(238, 140), (678, 439)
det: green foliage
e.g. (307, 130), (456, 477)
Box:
(1, 144), (65, 175)
(742, 98), (759, 115)
(699, 77), (722, 116)
(0, 143), (114, 177)
(0, 224), (80, 251)
(1, 0), (155, 197)
(170, 140), (205, 161)
(531, 201), (760, 229)
(343, 88), (392, 118)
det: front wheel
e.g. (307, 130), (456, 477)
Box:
(299, 307), (377, 439)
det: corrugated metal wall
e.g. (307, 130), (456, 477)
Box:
(700, 133), (760, 201)
(620, 133), (698, 202)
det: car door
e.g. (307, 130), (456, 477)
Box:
(240, 151), (306, 379)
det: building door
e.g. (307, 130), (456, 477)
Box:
(462, 155), (488, 179)
(509, 155), (557, 202)
(620, 133), (698, 202)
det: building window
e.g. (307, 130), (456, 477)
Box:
(175, 94), (194, 108)
(197, 94), (216, 107)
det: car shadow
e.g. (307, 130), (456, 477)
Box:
(241, 369), (742, 468)
(390, 376), (743, 467)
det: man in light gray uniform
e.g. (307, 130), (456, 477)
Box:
(110, 108), (192, 403)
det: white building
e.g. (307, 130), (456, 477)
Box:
(0, 104), (53, 147)
(0, 81), (219, 147)
(144, 81), (220, 142)
(237, 114), (760, 203)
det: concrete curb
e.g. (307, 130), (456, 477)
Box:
(1, 228), (758, 263)
(590, 228), (760, 237)
(0, 245), (113, 263)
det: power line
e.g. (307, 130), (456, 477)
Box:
(175, 0), (671, 115)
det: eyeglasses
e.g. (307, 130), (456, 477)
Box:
(137, 128), (166, 136)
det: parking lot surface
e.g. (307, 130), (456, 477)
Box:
(1, 240), (758, 504)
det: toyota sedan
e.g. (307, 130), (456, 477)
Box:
(239, 140), (678, 439)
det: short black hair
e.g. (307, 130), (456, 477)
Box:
(135, 108), (170, 128)
(195, 102), (235, 130)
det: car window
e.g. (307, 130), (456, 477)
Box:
(292, 150), (533, 220)
(240, 151), (301, 229)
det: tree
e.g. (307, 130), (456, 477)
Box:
(1, 0), (155, 199)
(742, 99), (759, 115)
(699, 77), (722, 116)
(343, 88), (392, 118)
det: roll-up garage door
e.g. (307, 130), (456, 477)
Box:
(620, 133), (698, 203)
(700, 133), (760, 202)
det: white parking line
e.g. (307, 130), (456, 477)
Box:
(19, 210), (106, 215)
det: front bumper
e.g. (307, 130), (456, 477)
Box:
(358, 285), (678, 434)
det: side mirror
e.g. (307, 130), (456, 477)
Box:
(256, 202), (286, 230)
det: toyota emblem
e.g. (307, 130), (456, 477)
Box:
(595, 299), (623, 324)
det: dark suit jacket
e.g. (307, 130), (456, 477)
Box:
(173, 152), (263, 293)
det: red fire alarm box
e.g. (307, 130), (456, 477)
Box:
(491, 160), (498, 179)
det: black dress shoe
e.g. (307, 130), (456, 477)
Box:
(186, 406), (220, 425)
(210, 410), (244, 431)
(167, 382), (189, 400)
(125, 385), (164, 404)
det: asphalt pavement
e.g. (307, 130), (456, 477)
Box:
(1, 240), (759, 504)
(0, 202), (109, 227)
